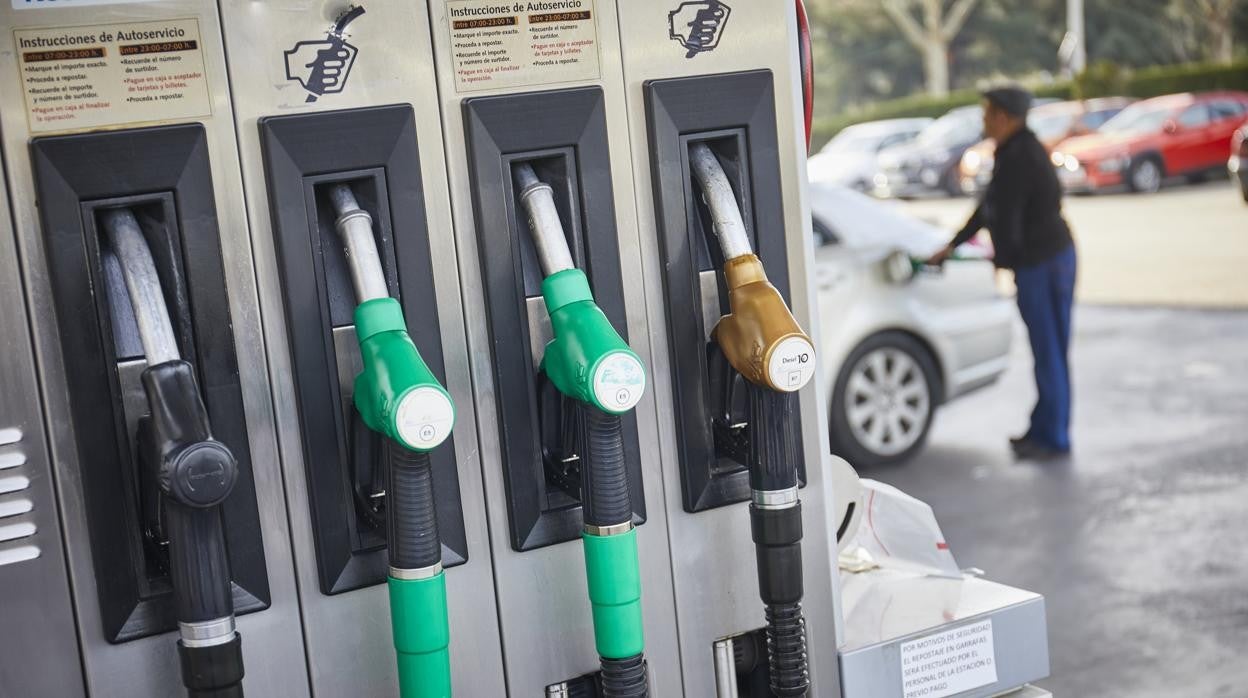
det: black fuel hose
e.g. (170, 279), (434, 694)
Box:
(387, 442), (442, 571)
(579, 405), (632, 528)
(746, 384), (809, 696)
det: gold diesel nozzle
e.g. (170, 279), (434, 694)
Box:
(688, 143), (815, 393)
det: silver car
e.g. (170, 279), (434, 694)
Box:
(809, 184), (1013, 466)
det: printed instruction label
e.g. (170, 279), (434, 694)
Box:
(447, 0), (600, 92)
(15, 18), (211, 133)
(899, 619), (998, 698)
(13, 0), (162, 9)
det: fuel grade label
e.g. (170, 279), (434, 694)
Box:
(446, 0), (600, 92)
(15, 18), (211, 133)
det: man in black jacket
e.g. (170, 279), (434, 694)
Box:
(928, 86), (1077, 459)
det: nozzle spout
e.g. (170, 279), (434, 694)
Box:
(100, 207), (180, 366)
(514, 162), (576, 277)
(689, 143), (753, 261)
(328, 183), (390, 303)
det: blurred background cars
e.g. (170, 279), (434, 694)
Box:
(1231, 122), (1247, 203)
(958, 97), (1133, 194)
(1051, 91), (1248, 194)
(873, 105), (984, 198)
(807, 183), (1013, 466)
(807, 117), (932, 191)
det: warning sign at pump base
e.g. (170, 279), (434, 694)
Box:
(447, 0), (600, 92)
(899, 619), (998, 698)
(15, 18), (211, 133)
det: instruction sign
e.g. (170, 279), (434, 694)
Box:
(15, 18), (211, 133)
(899, 619), (998, 698)
(446, 0), (600, 92)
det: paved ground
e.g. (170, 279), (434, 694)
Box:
(894, 179), (1248, 309)
(864, 305), (1248, 697)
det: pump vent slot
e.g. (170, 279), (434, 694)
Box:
(0, 428), (20, 446)
(0, 545), (40, 568)
(0, 476), (30, 496)
(0, 499), (34, 519)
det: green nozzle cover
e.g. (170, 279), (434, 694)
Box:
(583, 528), (645, 660)
(353, 298), (455, 452)
(389, 573), (451, 698)
(540, 270), (646, 414)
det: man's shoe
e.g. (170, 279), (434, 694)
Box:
(1013, 438), (1070, 461)
(1009, 434), (1030, 450)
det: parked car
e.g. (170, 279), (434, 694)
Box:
(958, 97), (1133, 194)
(807, 118), (933, 192)
(1051, 91), (1248, 194)
(873, 106), (983, 198)
(809, 183), (1013, 466)
(1231, 123), (1247, 203)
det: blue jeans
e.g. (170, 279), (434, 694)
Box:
(1014, 244), (1076, 451)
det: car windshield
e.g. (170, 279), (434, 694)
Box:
(1030, 112), (1076, 140)
(917, 110), (979, 146)
(1099, 104), (1175, 135)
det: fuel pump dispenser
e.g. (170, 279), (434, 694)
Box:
(515, 164), (649, 696)
(100, 207), (245, 697)
(0, 3), (307, 696)
(215, 2), (505, 694)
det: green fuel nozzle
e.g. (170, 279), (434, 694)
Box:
(514, 163), (650, 696)
(539, 269), (646, 415)
(329, 183), (453, 698)
(327, 184), (455, 453)
(514, 164), (646, 415)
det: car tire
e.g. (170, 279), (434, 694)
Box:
(942, 167), (962, 197)
(1127, 156), (1163, 194)
(1240, 180), (1248, 204)
(829, 332), (941, 468)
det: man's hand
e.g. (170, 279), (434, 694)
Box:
(926, 245), (954, 267)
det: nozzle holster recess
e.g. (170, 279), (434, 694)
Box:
(353, 297), (455, 452)
(712, 255), (813, 391)
(540, 269), (645, 415)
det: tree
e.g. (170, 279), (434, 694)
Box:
(1192, 0), (1239, 63)
(880, 0), (983, 96)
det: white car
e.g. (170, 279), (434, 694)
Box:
(807, 118), (933, 192)
(809, 184), (1013, 466)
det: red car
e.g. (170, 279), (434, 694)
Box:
(1051, 91), (1248, 193)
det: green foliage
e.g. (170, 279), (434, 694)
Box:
(811, 59), (1248, 150)
(1124, 60), (1248, 97)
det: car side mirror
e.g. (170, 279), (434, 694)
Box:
(1163, 120), (1179, 135)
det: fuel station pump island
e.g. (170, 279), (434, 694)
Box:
(0, 2), (1050, 697)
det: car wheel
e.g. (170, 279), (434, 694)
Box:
(829, 332), (940, 467)
(942, 168), (963, 197)
(1127, 157), (1163, 194)
(1240, 180), (1248, 204)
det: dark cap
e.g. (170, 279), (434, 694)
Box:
(982, 86), (1032, 118)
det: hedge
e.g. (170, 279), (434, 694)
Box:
(812, 59), (1248, 150)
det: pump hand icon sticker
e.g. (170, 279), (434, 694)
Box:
(284, 6), (365, 103)
(668, 0), (731, 58)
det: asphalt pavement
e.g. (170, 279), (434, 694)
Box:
(864, 305), (1248, 697)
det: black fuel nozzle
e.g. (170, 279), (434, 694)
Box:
(102, 206), (244, 697)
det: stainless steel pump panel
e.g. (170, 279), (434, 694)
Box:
(0, 2), (308, 696)
(215, 2), (506, 695)
(426, 0), (682, 692)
